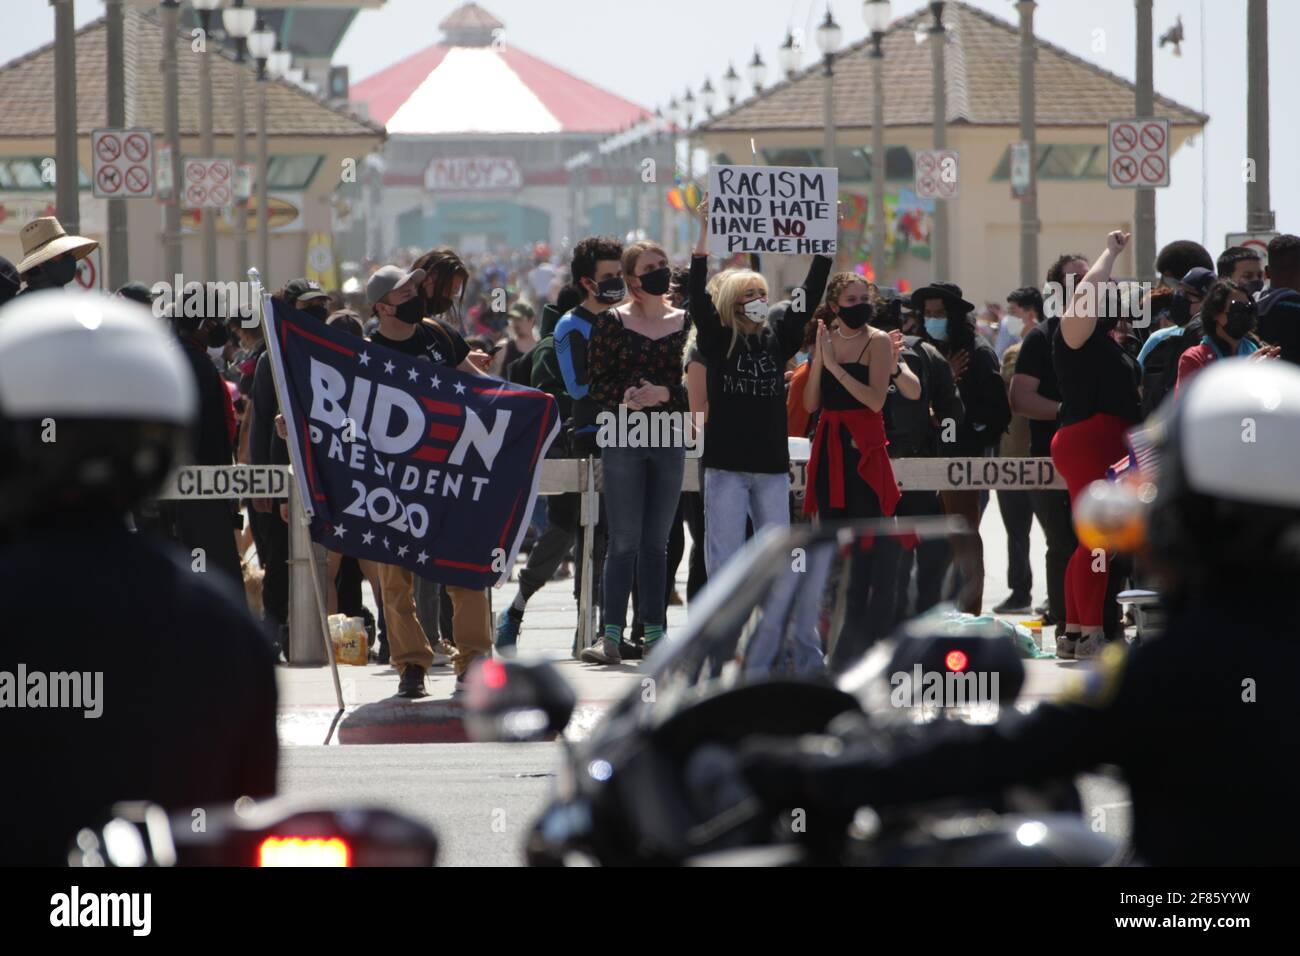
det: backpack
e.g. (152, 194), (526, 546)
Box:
(1141, 317), (1202, 417)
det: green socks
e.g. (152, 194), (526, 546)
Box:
(643, 624), (664, 647)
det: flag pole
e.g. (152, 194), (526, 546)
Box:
(250, 268), (345, 739)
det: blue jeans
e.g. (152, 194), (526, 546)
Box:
(703, 468), (790, 576)
(601, 444), (685, 630)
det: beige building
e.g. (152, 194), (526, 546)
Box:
(698, 1), (1206, 306)
(0, 5), (383, 290)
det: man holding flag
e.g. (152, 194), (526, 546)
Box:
(264, 264), (559, 698)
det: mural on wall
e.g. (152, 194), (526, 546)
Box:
(836, 188), (934, 272)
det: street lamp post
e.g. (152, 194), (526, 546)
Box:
(1016, 1), (1039, 288)
(748, 47), (768, 94)
(161, 0), (183, 278)
(816, 7), (843, 176)
(1134, 0), (1155, 281)
(106, 0), (129, 288)
(683, 88), (696, 186)
(1246, 0), (1274, 232)
(193, 0), (221, 283)
(864, 0), (891, 286)
(51, 0), (79, 234)
(223, 0), (255, 280)
(722, 64), (741, 109)
(928, 1), (949, 282)
(700, 78), (716, 119)
(249, 19), (276, 288)
(779, 30), (802, 80)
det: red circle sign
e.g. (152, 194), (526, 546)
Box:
(186, 162), (207, 183)
(1112, 156), (1138, 184)
(125, 164), (151, 194)
(1111, 123), (1138, 153)
(75, 255), (96, 290)
(208, 162), (230, 183)
(186, 183), (208, 206)
(209, 184), (232, 206)
(1140, 154), (1166, 184)
(95, 134), (121, 163)
(1139, 122), (1166, 152)
(96, 165), (122, 194)
(124, 133), (149, 163)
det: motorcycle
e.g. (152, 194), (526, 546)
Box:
(464, 518), (1121, 867)
(67, 800), (438, 868)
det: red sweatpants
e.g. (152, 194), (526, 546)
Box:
(1050, 413), (1131, 628)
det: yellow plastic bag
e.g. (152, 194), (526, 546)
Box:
(328, 613), (369, 666)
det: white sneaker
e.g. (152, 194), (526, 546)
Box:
(1074, 634), (1111, 660)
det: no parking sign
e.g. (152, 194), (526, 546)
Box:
(74, 247), (102, 291)
(1108, 118), (1170, 189)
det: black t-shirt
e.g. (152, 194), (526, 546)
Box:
(1013, 317), (1063, 456)
(688, 253), (831, 473)
(1052, 323), (1141, 427)
(370, 319), (470, 367)
(179, 340), (235, 467)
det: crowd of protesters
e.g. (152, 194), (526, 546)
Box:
(8, 204), (1299, 690)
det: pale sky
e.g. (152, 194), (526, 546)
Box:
(4, 0), (1297, 256)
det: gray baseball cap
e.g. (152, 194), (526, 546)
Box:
(366, 264), (426, 309)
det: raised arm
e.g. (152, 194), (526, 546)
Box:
(1062, 230), (1128, 349)
(776, 254), (833, 360)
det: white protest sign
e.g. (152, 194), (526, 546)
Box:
(706, 164), (838, 257)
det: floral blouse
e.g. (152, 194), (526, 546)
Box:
(587, 310), (690, 414)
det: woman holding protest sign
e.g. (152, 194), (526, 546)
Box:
(580, 240), (690, 664)
(689, 194), (833, 577)
(802, 272), (920, 668)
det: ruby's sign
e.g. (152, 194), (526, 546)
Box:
(424, 157), (523, 193)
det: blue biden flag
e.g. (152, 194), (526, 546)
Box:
(264, 298), (560, 590)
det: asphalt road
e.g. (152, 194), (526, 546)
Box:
(276, 491), (1136, 866)
(277, 744), (1131, 867)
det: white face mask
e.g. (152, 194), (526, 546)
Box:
(207, 346), (226, 361)
(742, 298), (769, 322)
(1002, 316), (1024, 338)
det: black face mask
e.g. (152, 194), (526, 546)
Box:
(838, 302), (873, 330)
(1223, 301), (1257, 339)
(1169, 292), (1192, 327)
(588, 276), (626, 304)
(207, 322), (230, 349)
(426, 292), (453, 316)
(393, 296), (426, 325)
(26, 255), (78, 289)
(637, 267), (671, 297)
(1242, 279), (1265, 296)
(300, 302), (329, 322)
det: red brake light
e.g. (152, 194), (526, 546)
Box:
(944, 650), (969, 673)
(482, 658), (508, 690)
(257, 836), (352, 867)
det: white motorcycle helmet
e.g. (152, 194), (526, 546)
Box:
(0, 289), (197, 529)
(1142, 358), (1300, 592)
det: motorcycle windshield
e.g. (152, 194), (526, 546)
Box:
(596, 517), (964, 742)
